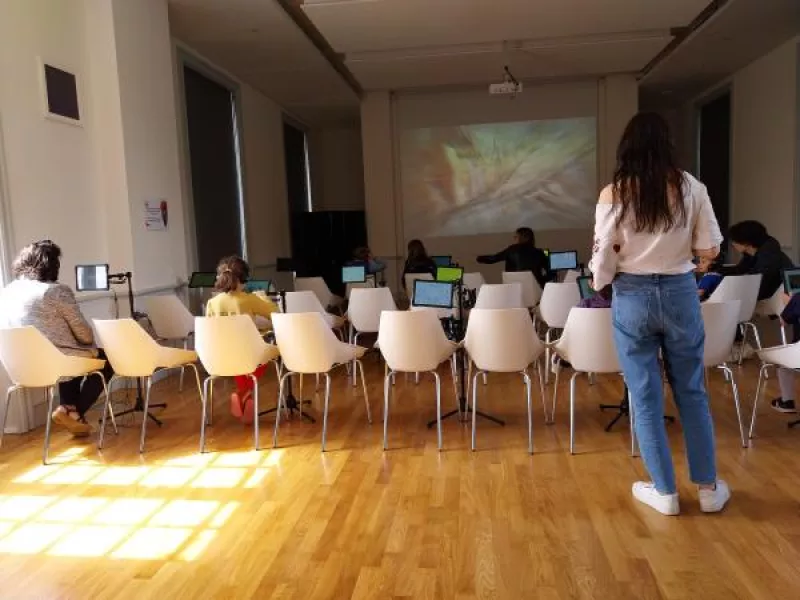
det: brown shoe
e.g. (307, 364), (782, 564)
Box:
(52, 409), (92, 435)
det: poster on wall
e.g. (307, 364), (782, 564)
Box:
(144, 200), (169, 231)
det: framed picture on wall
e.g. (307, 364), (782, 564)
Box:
(39, 59), (82, 126)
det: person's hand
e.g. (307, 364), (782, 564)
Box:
(589, 279), (595, 290)
(783, 293), (792, 305)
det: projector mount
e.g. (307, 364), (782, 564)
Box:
(489, 65), (522, 97)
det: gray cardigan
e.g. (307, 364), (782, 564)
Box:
(0, 279), (97, 357)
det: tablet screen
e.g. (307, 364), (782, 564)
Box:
(549, 251), (578, 271)
(342, 265), (366, 283)
(75, 264), (109, 292)
(413, 280), (454, 308)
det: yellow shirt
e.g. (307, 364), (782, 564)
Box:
(205, 291), (279, 318)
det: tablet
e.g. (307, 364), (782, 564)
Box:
(244, 279), (272, 293)
(188, 272), (216, 289)
(549, 250), (578, 271)
(431, 255), (452, 267)
(342, 265), (366, 283)
(576, 275), (593, 301)
(75, 264), (109, 292)
(436, 266), (464, 282)
(412, 280), (454, 309)
(783, 268), (800, 295)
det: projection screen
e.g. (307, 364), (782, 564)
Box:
(400, 118), (597, 239)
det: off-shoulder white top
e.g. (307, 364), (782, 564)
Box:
(589, 172), (723, 289)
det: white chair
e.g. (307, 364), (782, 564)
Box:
(194, 316), (281, 452)
(347, 287), (397, 385)
(538, 283), (581, 384)
(502, 271), (542, 309)
(93, 319), (203, 453)
(345, 278), (375, 299)
(284, 291), (346, 331)
(701, 300), (747, 448)
(0, 327), (114, 464)
(749, 342), (800, 439)
(550, 308), (631, 454)
(378, 310), (459, 450)
(462, 272), (486, 291)
(271, 312), (370, 451)
(404, 273), (433, 298)
(562, 270), (581, 284)
(755, 286), (788, 345)
(474, 283), (523, 310)
(464, 309), (546, 453)
(294, 276), (343, 312)
(707, 274), (763, 362)
(143, 294), (195, 392)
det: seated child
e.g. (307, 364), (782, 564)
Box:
(696, 255), (724, 301)
(206, 255), (279, 424)
(771, 292), (800, 413)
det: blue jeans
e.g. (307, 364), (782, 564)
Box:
(612, 272), (717, 494)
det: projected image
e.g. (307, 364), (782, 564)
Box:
(401, 118), (596, 238)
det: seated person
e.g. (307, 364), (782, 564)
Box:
(402, 239), (437, 282)
(476, 227), (551, 288)
(0, 240), (113, 436)
(349, 246), (386, 276)
(771, 292), (800, 413)
(720, 220), (794, 300)
(695, 255), (724, 301)
(206, 255), (279, 424)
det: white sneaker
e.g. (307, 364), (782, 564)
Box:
(699, 480), (730, 513)
(632, 481), (680, 516)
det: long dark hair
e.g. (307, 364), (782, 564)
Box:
(214, 255), (249, 293)
(407, 239), (429, 262)
(613, 112), (686, 233)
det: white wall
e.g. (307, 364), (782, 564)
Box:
(308, 126), (365, 211)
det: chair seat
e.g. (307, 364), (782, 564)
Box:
(334, 343), (367, 365)
(60, 356), (107, 379)
(157, 347), (198, 369)
(758, 344), (800, 369)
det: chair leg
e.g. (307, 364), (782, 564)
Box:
(138, 377), (153, 454)
(522, 371), (533, 454)
(433, 371), (443, 451)
(471, 370), (482, 451)
(544, 329), (551, 385)
(357, 359), (371, 424)
(43, 386), (56, 465)
(720, 364), (747, 448)
(465, 359), (472, 411)
(179, 339), (189, 392)
(185, 363), (207, 425)
(738, 323), (748, 365)
(451, 355), (460, 415)
(415, 372), (420, 385)
(746, 321), (763, 351)
(352, 332), (360, 387)
(569, 372), (580, 455)
(321, 373), (332, 452)
(550, 363), (561, 425)
(383, 370), (392, 450)
(273, 373), (290, 448)
(251, 373), (260, 450)
(97, 374), (114, 450)
(200, 377), (211, 453)
(0, 386), (19, 450)
(749, 363), (771, 439)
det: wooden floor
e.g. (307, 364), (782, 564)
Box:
(1, 356), (800, 600)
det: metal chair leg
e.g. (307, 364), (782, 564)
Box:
(738, 323), (748, 365)
(550, 363), (561, 425)
(720, 365), (747, 448)
(569, 372), (580, 455)
(749, 363), (771, 439)
(43, 386), (56, 465)
(97, 374), (114, 450)
(352, 331), (360, 387)
(357, 359), (371, 424)
(273, 372), (291, 448)
(251, 373), (260, 450)
(0, 386), (19, 450)
(471, 371), (482, 451)
(200, 377), (211, 453)
(321, 373), (332, 452)
(433, 371), (442, 451)
(138, 377), (153, 454)
(523, 371), (533, 454)
(535, 361), (547, 424)
(544, 329), (551, 385)
(382, 370), (392, 450)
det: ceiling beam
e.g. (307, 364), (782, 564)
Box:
(273, 0), (364, 99)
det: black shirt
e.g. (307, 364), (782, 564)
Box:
(719, 236), (794, 300)
(477, 244), (552, 288)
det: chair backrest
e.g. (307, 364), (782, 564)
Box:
(502, 271), (542, 308)
(755, 285), (786, 318)
(404, 273), (433, 297)
(465, 308), (544, 372)
(345, 279), (375, 299)
(294, 277), (334, 308)
(701, 300), (741, 367)
(285, 290), (327, 315)
(144, 294), (194, 340)
(555, 308), (620, 373)
(93, 319), (160, 377)
(562, 270), (581, 284)
(271, 312), (340, 373)
(462, 272), (486, 291)
(0, 327), (71, 387)
(194, 315), (268, 377)
(707, 273), (762, 322)
(539, 283), (580, 329)
(474, 283), (523, 309)
(348, 287), (397, 333)
(378, 310), (452, 372)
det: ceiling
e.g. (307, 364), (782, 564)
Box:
(168, 0), (360, 126)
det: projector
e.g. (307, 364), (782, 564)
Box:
(489, 81), (523, 96)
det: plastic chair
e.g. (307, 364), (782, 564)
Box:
(502, 271), (542, 309)
(378, 310), (459, 451)
(538, 283), (581, 384)
(462, 272), (486, 291)
(749, 341), (800, 439)
(0, 327), (114, 464)
(347, 288), (397, 385)
(284, 291), (346, 331)
(404, 273), (433, 297)
(294, 276), (343, 312)
(194, 316), (281, 452)
(550, 308), (631, 454)
(464, 309), (546, 452)
(707, 274), (763, 362)
(271, 312), (370, 451)
(755, 286), (788, 344)
(562, 270), (581, 284)
(143, 294), (195, 392)
(701, 300), (747, 447)
(474, 283), (523, 309)
(93, 319), (203, 453)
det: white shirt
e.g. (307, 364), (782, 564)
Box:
(589, 172), (723, 289)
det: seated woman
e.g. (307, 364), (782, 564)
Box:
(402, 239), (437, 280)
(0, 240), (113, 436)
(205, 256), (279, 424)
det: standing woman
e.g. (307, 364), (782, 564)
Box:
(590, 113), (729, 516)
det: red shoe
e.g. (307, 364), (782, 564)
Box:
(230, 392), (244, 419)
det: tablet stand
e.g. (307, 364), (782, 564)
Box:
(271, 290), (315, 423)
